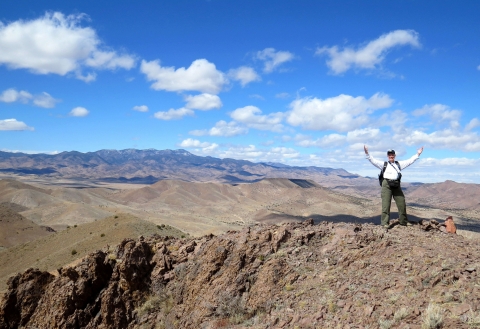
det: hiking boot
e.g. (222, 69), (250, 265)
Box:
(382, 224), (390, 229)
(399, 222), (412, 227)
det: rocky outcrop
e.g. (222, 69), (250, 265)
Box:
(1, 219), (479, 328)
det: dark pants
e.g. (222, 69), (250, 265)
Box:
(381, 179), (408, 225)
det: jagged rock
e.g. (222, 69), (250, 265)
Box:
(1, 220), (479, 329)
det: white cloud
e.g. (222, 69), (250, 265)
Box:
(376, 109), (409, 134)
(295, 133), (347, 148)
(0, 88), (32, 103)
(32, 92), (59, 108)
(69, 107), (89, 117)
(227, 66), (261, 86)
(413, 104), (461, 128)
(275, 92), (290, 99)
(0, 118), (34, 131)
(179, 138), (212, 148)
(76, 72), (97, 83)
(184, 93), (222, 110)
(256, 48), (295, 73)
(316, 30), (421, 74)
(218, 145), (299, 162)
(133, 105), (148, 112)
(0, 88), (60, 108)
(178, 138), (219, 154)
(141, 59), (227, 94)
(154, 107), (194, 120)
(249, 94), (265, 100)
(190, 120), (248, 137)
(287, 93), (393, 131)
(0, 148), (59, 154)
(466, 118), (480, 131)
(477, 65), (480, 70)
(401, 129), (480, 151)
(0, 12), (136, 81)
(347, 128), (383, 143)
(230, 106), (284, 132)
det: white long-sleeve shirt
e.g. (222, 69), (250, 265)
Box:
(366, 153), (420, 180)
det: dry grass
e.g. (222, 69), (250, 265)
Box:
(422, 303), (444, 329)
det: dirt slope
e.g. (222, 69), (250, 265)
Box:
(0, 205), (53, 248)
(0, 213), (186, 292)
(1, 219), (479, 328)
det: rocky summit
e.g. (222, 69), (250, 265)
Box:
(1, 219), (479, 329)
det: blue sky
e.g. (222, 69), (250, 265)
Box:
(1, 0), (480, 183)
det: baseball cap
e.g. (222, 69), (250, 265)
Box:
(387, 149), (396, 155)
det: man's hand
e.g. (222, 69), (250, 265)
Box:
(364, 145), (369, 155)
(417, 146), (424, 156)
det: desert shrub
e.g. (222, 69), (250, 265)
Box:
(422, 303), (444, 329)
(394, 307), (409, 322)
(173, 262), (189, 280)
(284, 283), (294, 291)
(71, 249), (77, 255)
(74, 224), (77, 228)
(460, 309), (480, 326)
(100, 233), (105, 237)
(378, 318), (393, 329)
(216, 294), (249, 324)
(114, 215), (118, 218)
(137, 292), (174, 317)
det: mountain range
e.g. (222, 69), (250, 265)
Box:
(0, 149), (365, 186)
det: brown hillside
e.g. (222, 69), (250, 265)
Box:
(1, 220), (479, 328)
(0, 213), (187, 292)
(0, 205), (53, 249)
(406, 180), (480, 210)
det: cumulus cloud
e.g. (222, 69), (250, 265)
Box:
(295, 133), (345, 148)
(32, 92), (59, 108)
(179, 138), (213, 148)
(413, 104), (461, 128)
(218, 145), (299, 162)
(184, 93), (222, 110)
(132, 105), (148, 112)
(227, 66), (261, 86)
(287, 93), (393, 131)
(141, 59), (227, 94)
(190, 120), (248, 137)
(255, 48), (295, 73)
(0, 12), (136, 81)
(401, 129), (480, 151)
(347, 128), (383, 143)
(230, 106), (284, 132)
(0, 88), (32, 103)
(0, 118), (34, 131)
(178, 138), (219, 154)
(0, 88), (60, 108)
(466, 118), (480, 131)
(69, 107), (89, 117)
(295, 128), (383, 148)
(153, 107), (194, 120)
(316, 30), (421, 74)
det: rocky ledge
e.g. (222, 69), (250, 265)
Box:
(1, 219), (479, 329)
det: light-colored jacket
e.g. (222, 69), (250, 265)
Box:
(366, 154), (419, 180)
